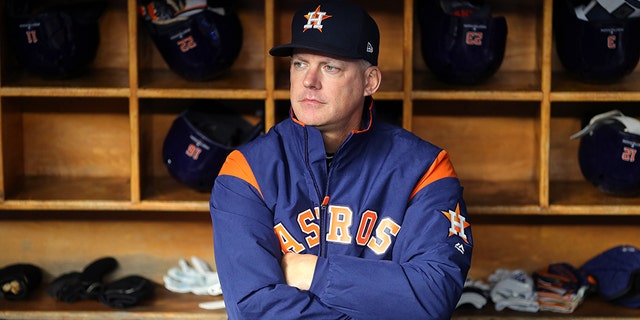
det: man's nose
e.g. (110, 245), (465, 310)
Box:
(303, 68), (321, 89)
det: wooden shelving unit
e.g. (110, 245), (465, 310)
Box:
(1, 0), (640, 318)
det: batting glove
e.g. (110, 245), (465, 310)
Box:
(163, 256), (222, 296)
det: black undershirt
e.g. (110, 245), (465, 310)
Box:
(326, 153), (335, 168)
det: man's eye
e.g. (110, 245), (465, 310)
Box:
(324, 65), (339, 72)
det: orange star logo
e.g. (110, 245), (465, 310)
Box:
(441, 203), (470, 244)
(303, 5), (332, 32)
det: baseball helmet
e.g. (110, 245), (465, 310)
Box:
(417, 0), (507, 85)
(163, 102), (263, 192)
(139, 0), (243, 81)
(554, 0), (640, 83)
(5, 0), (107, 79)
(570, 110), (640, 196)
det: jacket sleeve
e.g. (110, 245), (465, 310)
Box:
(308, 153), (473, 320)
(210, 151), (350, 320)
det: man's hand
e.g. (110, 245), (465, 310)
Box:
(280, 253), (318, 290)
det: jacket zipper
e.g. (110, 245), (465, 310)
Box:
(319, 195), (330, 257)
(304, 126), (354, 258)
(302, 127), (328, 257)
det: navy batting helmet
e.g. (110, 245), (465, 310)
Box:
(571, 110), (640, 196)
(5, 0), (106, 79)
(554, 0), (640, 83)
(163, 102), (263, 192)
(417, 0), (507, 85)
(139, 0), (243, 81)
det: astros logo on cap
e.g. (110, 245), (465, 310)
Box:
(303, 5), (332, 32)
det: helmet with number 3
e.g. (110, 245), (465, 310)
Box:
(5, 0), (107, 78)
(162, 102), (263, 192)
(554, 0), (640, 83)
(139, 0), (243, 81)
(417, 0), (508, 85)
(571, 110), (640, 196)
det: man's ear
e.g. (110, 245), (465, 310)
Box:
(364, 66), (382, 96)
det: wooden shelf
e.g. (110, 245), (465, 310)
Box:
(138, 69), (267, 97)
(0, 286), (227, 320)
(1, 68), (129, 88)
(0, 70), (131, 97)
(1, 0), (640, 318)
(413, 70), (543, 101)
(453, 298), (640, 319)
(5, 177), (130, 202)
(551, 72), (640, 100)
(551, 181), (640, 206)
(3, 287), (639, 320)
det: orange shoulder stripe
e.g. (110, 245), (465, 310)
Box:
(409, 150), (458, 200)
(217, 150), (263, 200)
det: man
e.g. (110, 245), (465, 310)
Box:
(210, 1), (473, 319)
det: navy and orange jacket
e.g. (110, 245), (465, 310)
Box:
(210, 99), (473, 319)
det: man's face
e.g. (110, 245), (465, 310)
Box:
(289, 50), (370, 135)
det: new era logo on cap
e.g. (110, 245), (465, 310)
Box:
(367, 42), (374, 53)
(269, 1), (380, 66)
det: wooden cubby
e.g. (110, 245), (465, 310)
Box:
(0, 0), (639, 318)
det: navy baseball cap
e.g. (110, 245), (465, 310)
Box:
(269, 1), (380, 66)
(581, 245), (640, 308)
